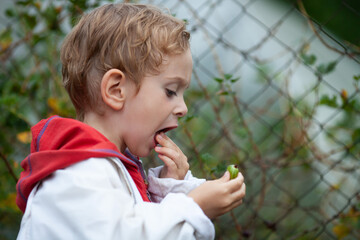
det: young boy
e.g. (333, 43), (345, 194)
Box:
(16, 3), (245, 239)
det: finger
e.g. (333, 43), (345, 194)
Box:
(228, 198), (244, 211)
(232, 187), (245, 207)
(220, 171), (230, 182)
(156, 132), (178, 149)
(224, 191), (245, 212)
(155, 146), (178, 159)
(219, 198), (243, 216)
(232, 183), (246, 200)
(157, 154), (177, 169)
(155, 145), (187, 165)
(232, 171), (244, 184)
(226, 172), (245, 192)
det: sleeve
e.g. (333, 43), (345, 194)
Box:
(18, 158), (214, 240)
(147, 166), (206, 203)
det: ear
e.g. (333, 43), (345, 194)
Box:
(101, 69), (127, 111)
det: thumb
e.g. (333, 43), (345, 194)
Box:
(220, 170), (230, 182)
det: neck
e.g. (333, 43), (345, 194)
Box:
(83, 111), (125, 152)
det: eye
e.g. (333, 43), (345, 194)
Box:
(166, 89), (177, 97)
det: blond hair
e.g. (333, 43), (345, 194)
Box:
(61, 3), (190, 121)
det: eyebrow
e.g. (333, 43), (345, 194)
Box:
(166, 76), (190, 89)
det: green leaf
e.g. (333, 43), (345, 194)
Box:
(224, 74), (232, 80)
(301, 53), (317, 65)
(353, 74), (360, 82)
(16, 0), (33, 6)
(319, 95), (338, 108)
(200, 153), (215, 164)
(230, 77), (240, 83)
(0, 95), (19, 106)
(22, 13), (37, 30)
(316, 61), (337, 75)
(214, 74), (239, 84)
(210, 162), (227, 175)
(2, 111), (29, 132)
(219, 91), (229, 95)
(5, 9), (15, 18)
(70, 0), (87, 10)
(214, 77), (223, 83)
(235, 128), (248, 138)
(352, 128), (360, 143)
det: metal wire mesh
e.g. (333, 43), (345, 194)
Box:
(145, 0), (360, 239)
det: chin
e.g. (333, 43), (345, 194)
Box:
(127, 140), (154, 158)
(131, 148), (151, 158)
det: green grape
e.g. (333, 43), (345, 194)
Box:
(227, 164), (239, 179)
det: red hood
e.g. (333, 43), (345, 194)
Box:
(16, 116), (150, 212)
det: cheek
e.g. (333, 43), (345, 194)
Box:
(139, 96), (164, 117)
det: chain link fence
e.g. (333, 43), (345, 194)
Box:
(149, 0), (360, 239)
(1, 0), (359, 239)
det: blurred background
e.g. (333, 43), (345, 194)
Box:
(1, 0), (359, 239)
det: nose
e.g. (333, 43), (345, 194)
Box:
(174, 97), (188, 117)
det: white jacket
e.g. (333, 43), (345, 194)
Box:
(17, 157), (215, 240)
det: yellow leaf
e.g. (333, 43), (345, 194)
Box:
(13, 161), (19, 168)
(333, 224), (350, 239)
(341, 89), (348, 100)
(0, 39), (11, 50)
(48, 97), (58, 111)
(0, 193), (19, 211)
(302, 43), (310, 53)
(0, 29), (12, 50)
(34, 2), (41, 10)
(55, 6), (62, 14)
(17, 131), (32, 144)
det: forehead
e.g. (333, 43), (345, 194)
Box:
(137, 49), (193, 90)
(159, 49), (193, 81)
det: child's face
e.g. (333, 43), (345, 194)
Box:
(121, 49), (193, 157)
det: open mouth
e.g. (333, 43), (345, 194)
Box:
(154, 126), (177, 145)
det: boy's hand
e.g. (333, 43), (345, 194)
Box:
(188, 171), (246, 219)
(155, 132), (189, 180)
